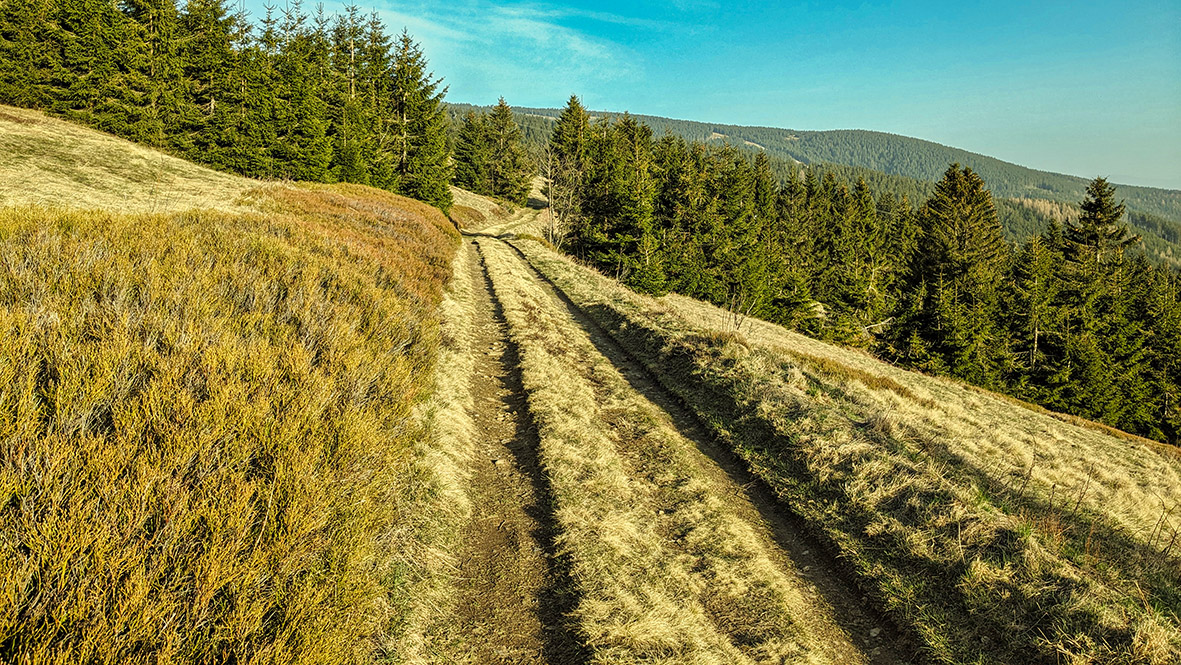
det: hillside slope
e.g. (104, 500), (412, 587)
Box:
(0, 107), (464, 663)
(0, 105), (250, 212)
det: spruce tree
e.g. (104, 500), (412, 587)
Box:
(330, 6), (370, 184)
(176, 0), (237, 159)
(121, 0), (184, 147)
(895, 164), (1009, 385)
(452, 110), (491, 194)
(1146, 269), (1181, 444)
(1008, 233), (1064, 384)
(53, 0), (149, 136)
(612, 115), (660, 292)
(0, 0), (59, 109)
(1055, 178), (1142, 427)
(224, 10), (276, 178)
(545, 95), (591, 244)
(358, 12), (394, 187)
(389, 30), (451, 211)
(1065, 177), (1139, 275)
(485, 98), (531, 205)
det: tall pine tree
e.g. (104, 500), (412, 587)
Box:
(893, 164), (1009, 385)
(389, 30), (451, 211)
(485, 98), (531, 205)
(452, 110), (491, 194)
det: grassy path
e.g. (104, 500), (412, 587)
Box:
(412, 240), (587, 664)
(447, 240), (587, 663)
(496, 237), (919, 665)
(459, 230), (904, 664)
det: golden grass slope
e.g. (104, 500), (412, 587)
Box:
(663, 292), (1181, 546)
(395, 238), (479, 663)
(511, 237), (1181, 665)
(0, 104), (250, 213)
(0, 109), (462, 662)
(478, 237), (859, 664)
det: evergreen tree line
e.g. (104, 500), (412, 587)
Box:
(0, 0), (452, 210)
(501, 103), (1181, 228)
(543, 97), (1181, 446)
(451, 98), (532, 206)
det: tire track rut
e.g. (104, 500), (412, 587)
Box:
(445, 239), (587, 664)
(491, 235), (923, 665)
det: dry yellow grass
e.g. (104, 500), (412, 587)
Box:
(449, 186), (509, 222)
(0, 110), (464, 662)
(512, 237), (1181, 665)
(0, 105), (252, 213)
(456, 178), (548, 238)
(447, 204), (485, 229)
(478, 237), (855, 664)
(663, 292), (1181, 551)
(0, 191), (459, 663)
(394, 241), (479, 663)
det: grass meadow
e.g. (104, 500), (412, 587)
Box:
(513, 237), (1181, 665)
(0, 183), (459, 662)
(0, 105), (250, 214)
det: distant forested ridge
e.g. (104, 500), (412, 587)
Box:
(528, 97), (1181, 446)
(448, 103), (1181, 266)
(0, 0), (453, 210)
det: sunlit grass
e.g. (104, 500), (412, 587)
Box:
(0, 105), (251, 213)
(0, 184), (459, 662)
(514, 237), (1181, 665)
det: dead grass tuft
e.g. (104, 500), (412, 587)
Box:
(696, 328), (751, 350)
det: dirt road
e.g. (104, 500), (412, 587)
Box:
(423, 197), (919, 664)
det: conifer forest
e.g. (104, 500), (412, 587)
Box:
(0, 0), (454, 209)
(540, 98), (1181, 447)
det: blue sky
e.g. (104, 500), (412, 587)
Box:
(243, 0), (1180, 189)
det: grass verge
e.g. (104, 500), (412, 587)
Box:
(390, 240), (479, 662)
(512, 237), (1181, 665)
(0, 184), (459, 664)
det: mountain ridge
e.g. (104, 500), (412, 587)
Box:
(448, 102), (1181, 266)
(488, 104), (1181, 202)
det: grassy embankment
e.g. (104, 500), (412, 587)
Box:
(0, 106), (463, 663)
(477, 237), (860, 664)
(396, 235), (480, 663)
(511, 237), (1181, 665)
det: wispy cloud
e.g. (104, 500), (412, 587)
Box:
(348, 0), (658, 102)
